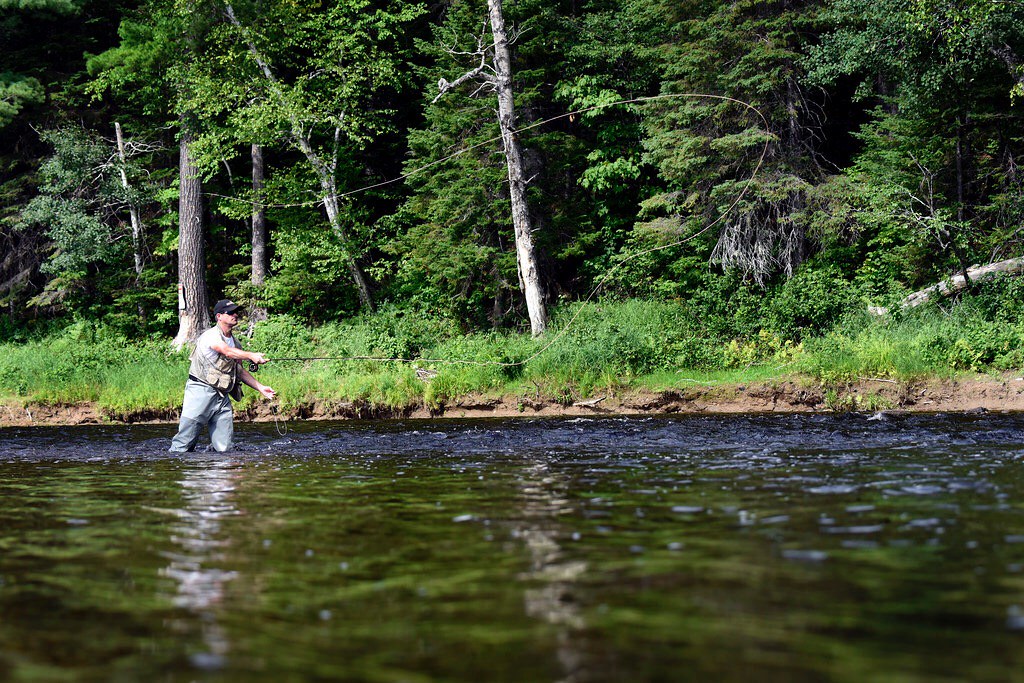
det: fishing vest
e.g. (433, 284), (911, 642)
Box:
(188, 327), (244, 397)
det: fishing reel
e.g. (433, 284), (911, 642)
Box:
(248, 361), (260, 373)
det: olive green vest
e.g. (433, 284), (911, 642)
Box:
(188, 328), (244, 398)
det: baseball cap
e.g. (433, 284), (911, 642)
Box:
(214, 299), (242, 316)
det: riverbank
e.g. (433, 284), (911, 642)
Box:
(4, 373), (1024, 426)
(5, 296), (1024, 428)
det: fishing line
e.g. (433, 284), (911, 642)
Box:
(225, 92), (771, 373)
(208, 92), (766, 209)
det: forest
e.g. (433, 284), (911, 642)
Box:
(2, 0), (1024, 415)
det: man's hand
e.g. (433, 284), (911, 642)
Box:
(258, 384), (276, 399)
(248, 351), (270, 365)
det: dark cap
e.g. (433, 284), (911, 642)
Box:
(214, 299), (242, 316)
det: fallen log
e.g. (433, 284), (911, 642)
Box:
(869, 256), (1024, 316)
(573, 396), (607, 408)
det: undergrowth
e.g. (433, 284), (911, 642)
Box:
(1, 281), (1023, 417)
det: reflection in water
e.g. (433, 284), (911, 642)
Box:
(517, 461), (587, 683)
(160, 458), (241, 669)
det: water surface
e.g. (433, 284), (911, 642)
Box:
(2, 413), (1024, 681)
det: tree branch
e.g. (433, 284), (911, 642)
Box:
(432, 20), (498, 104)
(433, 63), (496, 103)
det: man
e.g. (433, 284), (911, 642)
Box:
(170, 299), (276, 452)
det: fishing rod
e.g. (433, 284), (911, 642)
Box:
(246, 355), (516, 373)
(246, 356), (380, 372)
(248, 357), (331, 372)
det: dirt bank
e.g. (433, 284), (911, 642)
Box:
(4, 373), (1024, 427)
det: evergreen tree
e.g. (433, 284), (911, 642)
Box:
(0, 0), (79, 129)
(20, 125), (161, 326)
(1, 0), (141, 326)
(806, 0), (1024, 290)
(395, 0), (651, 327)
(551, 0), (669, 294)
(637, 0), (825, 289)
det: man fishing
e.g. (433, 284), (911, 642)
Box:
(169, 299), (276, 452)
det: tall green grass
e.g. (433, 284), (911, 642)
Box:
(799, 290), (1024, 382)
(2, 288), (1023, 419)
(0, 322), (188, 413)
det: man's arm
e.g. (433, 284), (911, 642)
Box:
(209, 341), (269, 366)
(237, 364), (276, 399)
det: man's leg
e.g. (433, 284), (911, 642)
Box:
(170, 381), (217, 452)
(169, 415), (201, 452)
(208, 393), (235, 452)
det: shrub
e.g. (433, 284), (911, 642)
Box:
(764, 265), (857, 340)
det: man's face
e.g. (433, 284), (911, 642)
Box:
(218, 311), (240, 327)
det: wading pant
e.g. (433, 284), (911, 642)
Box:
(169, 380), (234, 452)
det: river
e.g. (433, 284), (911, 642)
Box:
(2, 413), (1024, 681)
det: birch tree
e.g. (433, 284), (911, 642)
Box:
(216, 0), (425, 312)
(434, 0), (548, 335)
(115, 122), (146, 282)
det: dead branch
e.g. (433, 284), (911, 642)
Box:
(870, 256), (1024, 315)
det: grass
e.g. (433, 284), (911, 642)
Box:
(639, 365), (797, 391)
(1, 292), (1022, 419)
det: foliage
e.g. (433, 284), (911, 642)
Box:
(806, 0), (1024, 287)
(394, 0), (555, 328)
(801, 275), (1024, 381)
(184, 0), (428, 311)
(637, 0), (826, 287)
(763, 264), (857, 340)
(3, 0), (1024, 399)
(0, 72), (44, 129)
(0, 0), (85, 128)
(17, 125), (169, 331)
(0, 321), (186, 407)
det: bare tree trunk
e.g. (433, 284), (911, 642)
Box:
(251, 143), (268, 288)
(115, 122), (145, 280)
(173, 122), (210, 349)
(869, 256), (1024, 315)
(115, 121), (146, 321)
(487, 0), (547, 336)
(246, 143), (270, 333)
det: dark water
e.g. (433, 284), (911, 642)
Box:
(3, 413), (1024, 682)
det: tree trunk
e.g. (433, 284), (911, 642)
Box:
(487, 0), (547, 337)
(868, 256), (1024, 315)
(115, 121), (146, 321)
(172, 122), (210, 349)
(322, 190), (374, 310)
(115, 122), (145, 280)
(251, 143), (268, 288)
